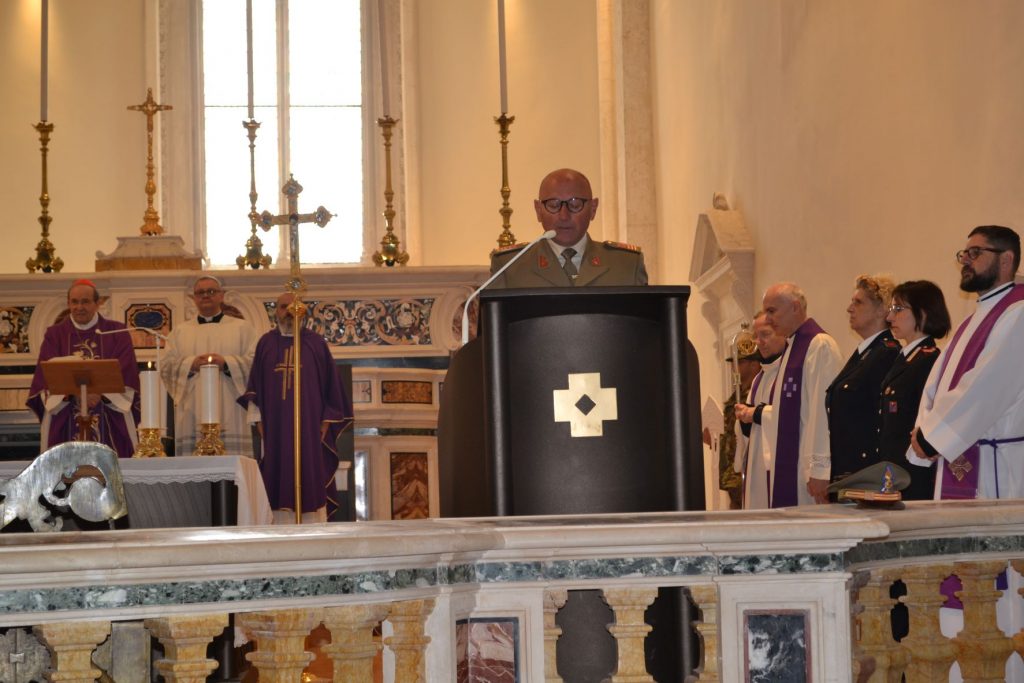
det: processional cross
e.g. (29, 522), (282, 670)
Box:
(258, 175), (332, 523)
(127, 88), (173, 235)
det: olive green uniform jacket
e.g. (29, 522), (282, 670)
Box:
(488, 238), (648, 289)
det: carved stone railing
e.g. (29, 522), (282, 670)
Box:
(5, 502), (1024, 681)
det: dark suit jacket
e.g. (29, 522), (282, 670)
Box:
(825, 329), (902, 481)
(879, 336), (940, 500)
(488, 238), (648, 289)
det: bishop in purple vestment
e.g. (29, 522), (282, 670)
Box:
(239, 293), (353, 520)
(27, 280), (141, 459)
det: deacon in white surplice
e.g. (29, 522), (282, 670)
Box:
(908, 225), (1024, 683)
(162, 276), (260, 455)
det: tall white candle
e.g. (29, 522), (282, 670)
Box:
(40, 0), (48, 121)
(497, 0), (508, 114)
(377, 0), (390, 116)
(199, 360), (220, 423)
(245, 0), (254, 119)
(140, 368), (159, 429)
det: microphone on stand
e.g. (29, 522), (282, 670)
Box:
(461, 230), (556, 346)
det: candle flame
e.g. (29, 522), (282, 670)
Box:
(208, 355), (213, 363)
(147, 361), (154, 370)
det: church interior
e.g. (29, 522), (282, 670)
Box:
(2, 1), (1024, 681)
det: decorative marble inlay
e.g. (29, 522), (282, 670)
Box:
(744, 610), (809, 682)
(0, 306), (33, 353)
(381, 380), (433, 405)
(390, 452), (430, 520)
(455, 617), (519, 683)
(847, 534), (1024, 566)
(351, 380), (372, 403)
(263, 298), (435, 347)
(125, 303), (172, 349)
(0, 553), (844, 618)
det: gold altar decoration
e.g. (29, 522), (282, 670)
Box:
(237, 119), (272, 269)
(133, 427), (166, 458)
(128, 88), (173, 236)
(372, 116), (409, 267)
(26, 121), (63, 273)
(258, 176), (333, 523)
(495, 113), (516, 248)
(193, 423), (226, 456)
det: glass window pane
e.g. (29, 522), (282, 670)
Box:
(289, 106), (363, 264)
(289, 0), (362, 106)
(202, 2), (247, 107)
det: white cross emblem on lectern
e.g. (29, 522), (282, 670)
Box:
(552, 372), (618, 437)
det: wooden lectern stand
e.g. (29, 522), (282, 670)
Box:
(42, 359), (125, 441)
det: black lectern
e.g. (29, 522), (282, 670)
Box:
(439, 286), (705, 683)
(440, 286), (704, 517)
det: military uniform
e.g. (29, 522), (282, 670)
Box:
(878, 336), (940, 500)
(825, 329), (901, 483)
(488, 237), (648, 288)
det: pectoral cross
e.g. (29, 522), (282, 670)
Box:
(128, 88), (173, 235)
(274, 346), (295, 400)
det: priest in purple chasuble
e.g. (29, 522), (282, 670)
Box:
(239, 293), (353, 523)
(737, 283), (842, 506)
(26, 280), (141, 459)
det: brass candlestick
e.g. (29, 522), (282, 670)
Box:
(194, 423), (226, 456)
(495, 113), (516, 248)
(26, 121), (63, 273)
(237, 118), (272, 269)
(133, 427), (166, 458)
(372, 116), (409, 267)
(128, 88), (172, 236)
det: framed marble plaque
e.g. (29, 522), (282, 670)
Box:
(455, 617), (520, 683)
(743, 609), (810, 682)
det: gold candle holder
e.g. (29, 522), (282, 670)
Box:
(372, 116), (409, 267)
(193, 423), (226, 456)
(494, 113), (516, 248)
(26, 121), (63, 273)
(132, 427), (166, 458)
(236, 118), (272, 269)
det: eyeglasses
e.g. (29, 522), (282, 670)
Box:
(540, 197), (589, 214)
(193, 288), (222, 297)
(956, 246), (1005, 263)
(888, 304), (908, 314)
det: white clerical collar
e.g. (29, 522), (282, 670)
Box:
(71, 314), (99, 331)
(901, 336), (927, 357)
(278, 327), (294, 337)
(977, 281), (1015, 304)
(546, 234), (589, 261)
(857, 329), (885, 356)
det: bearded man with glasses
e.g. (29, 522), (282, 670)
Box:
(488, 168), (648, 288)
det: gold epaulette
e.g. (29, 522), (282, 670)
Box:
(603, 240), (642, 253)
(490, 242), (528, 257)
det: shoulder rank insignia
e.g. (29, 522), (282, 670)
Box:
(920, 346), (938, 354)
(490, 242), (528, 257)
(603, 240), (642, 253)
(882, 338), (899, 349)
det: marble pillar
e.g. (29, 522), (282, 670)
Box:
(238, 608), (323, 683)
(851, 569), (907, 682)
(322, 604), (390, 682)
(144, 613), (228, 683)
(543, 588), (569, 683)
(33, 621), (110, 683)
(690, 583), (721, 683)
(602, 586), (657, 683)
(384, 598), (435, 683)
(951, 560), (1014, 682)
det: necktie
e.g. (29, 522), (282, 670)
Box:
(561, 248), (579, 281)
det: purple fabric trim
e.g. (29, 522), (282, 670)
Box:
(771, 318), (825, 508)
(937, 284), (1024, 499)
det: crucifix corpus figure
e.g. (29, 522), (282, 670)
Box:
(242, 175), (344, 524)
(127, 88), (172, 235)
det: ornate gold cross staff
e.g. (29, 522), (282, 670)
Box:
(128, 88), (173, 235)
(258, 175), (332, 524)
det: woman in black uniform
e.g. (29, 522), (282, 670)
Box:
(879, 280), (951, 500)
(826, 274), (901, 484)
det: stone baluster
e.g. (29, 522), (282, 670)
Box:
(322, 604), (390, 682)
(384, 599), (435, 683)
(602, 587), (658, 683)
(900, 563), (956, 682)
(144, 613), (228, 683)
(689, 584), (721, 682)
(238, 608), (324, 683)
(1010, 560), (1024, 661)
(33, 621), (110, 683)
(852, 568), (908, 682)
(951, 560), (1014, 681)
(543, 588), (569, 683)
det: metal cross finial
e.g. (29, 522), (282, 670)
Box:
(258, 175), (333, 292)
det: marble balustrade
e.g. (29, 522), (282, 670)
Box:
(5, 501), (1024, 681)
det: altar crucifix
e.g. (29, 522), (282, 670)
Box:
(258, 175), (332, 523)
(127, 88), (173, 236)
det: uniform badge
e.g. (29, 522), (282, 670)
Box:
(591, 256), (601, 266)
(538, 254), (549, 268)
(888, 400), (898, 413)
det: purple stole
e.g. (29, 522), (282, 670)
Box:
(935, 284), (1024, 499)
(771, 318), (825, 507)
